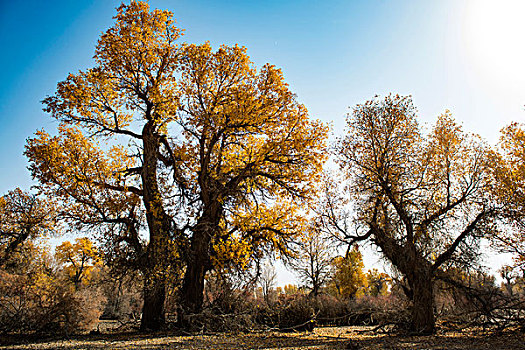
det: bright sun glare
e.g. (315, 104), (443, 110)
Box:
(465, 0), (525, 88)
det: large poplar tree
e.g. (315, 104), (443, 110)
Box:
(336, 94), (496, 334)
(26, 1), (327, 330)
(175, 42), (328, 316)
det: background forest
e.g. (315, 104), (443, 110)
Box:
(1, 0), (525, 340)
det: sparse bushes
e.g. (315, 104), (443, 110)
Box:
(99, 271), (143, 322)
(198, 283), (407, 331)
(189, 265), (408, 332)
(0, 243), (104, 335)
(0, 268), (103, 335)
(434, 269), (525, 331)
(2, 242), (521, 335)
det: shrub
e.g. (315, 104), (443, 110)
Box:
(0, 244), (105, 335)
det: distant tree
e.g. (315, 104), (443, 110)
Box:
(0, 188), (55, 267)
(259, 262), (277, 304)
(99, 268), (143, 321)
(328, 245), (367, 299)
(283, 283), (299, 295)
(499, 265), (517, 296)
(335, 94), (496, 334)
(289, 224), (334, 297)
(55, 238), (102, 289)
(365, 268), (391, 297)
(0, 241), (104, 334)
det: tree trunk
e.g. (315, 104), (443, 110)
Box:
(179, 197), (221, 321)
(311, 281), (320, 298)
(139, 223), (170, 331)
(180, 227), (211, 315)
(410, 273), (435, 335)
(139, 122), (172, 331)
(140, 274), (166, 331)
(373, 231), (436, 335)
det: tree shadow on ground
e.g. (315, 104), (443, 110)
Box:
(349, 332), (525, 350)
(0, 331), (344, 350)
(1, 328), (524, 350)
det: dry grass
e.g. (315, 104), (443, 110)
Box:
(0, 326), (523, 350)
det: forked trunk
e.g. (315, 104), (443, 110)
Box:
(375, 232), (436, 335)
(179, 200), (220, 322)
(180, 254), (207, 314)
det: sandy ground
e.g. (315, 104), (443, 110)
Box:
(0, 326), (524, 350)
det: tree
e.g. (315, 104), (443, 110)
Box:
(0, 241), (104, 334)
(25, 1), (327, 330)
(336, 94), (495, 334)
(55, 238), (101, 289)
(0, 188), (55, 267)
(490, 122), (525, 271)
(174, 42), (328, 316)
(365, 268), (391, 297)
(26, 1), (184, 331)
(328, 245), (367, 299)
(258, 262), (277, 305)
(289, 225), (334, 297)
(499, 265), (519, 296)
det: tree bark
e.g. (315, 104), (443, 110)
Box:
(140, 273), (166, 331)
(180, 225), (212, 315)
(139, 121), (172, 331)
(179, 199), (221, 321)
(139, 229), (170, 331)
(373, 231), (436, 334)
(409, 272), (435, 335)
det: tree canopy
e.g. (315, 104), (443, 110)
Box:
(25, 1), (328, 330)
(490, 122), (525, 271)
(0, 188), (56, 268)
(335, 94), (496, 333)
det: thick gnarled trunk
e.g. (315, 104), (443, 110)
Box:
(140, 230), (170, 331)
(141, 272), (166, 331)
(375, 232), (436, 334)
(179, 201), (220, 321)
(409, 273), (435, 334)
(180, 225), (212, 315)
(139, 123), (172, 331)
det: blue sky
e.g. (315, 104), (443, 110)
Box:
(1, 0), (524, 280)
(2, 0), (525, 194)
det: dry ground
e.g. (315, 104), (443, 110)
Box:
(0, 326), (523, 350)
